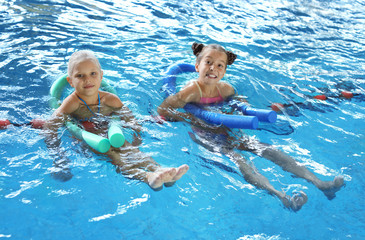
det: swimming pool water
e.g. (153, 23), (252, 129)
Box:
(0, 0), (364, 239)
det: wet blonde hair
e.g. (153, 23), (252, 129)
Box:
(67, 50), (101, 77)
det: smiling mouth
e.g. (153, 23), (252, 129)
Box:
(206, 74), (217, 78)
(84, 85), (94, 89)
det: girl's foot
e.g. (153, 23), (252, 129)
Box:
(282, 191), (308, 212)
(164, 164), (189, 187)
(319, 176), (345, 200)
(51, 167), (73, 182)
(147, 168), (176, 189)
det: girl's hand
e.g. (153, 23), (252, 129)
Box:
(132, 131), (142, 146)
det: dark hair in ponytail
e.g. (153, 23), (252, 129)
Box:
(192, 42), (205, 57)
(191, 42), (237, 66)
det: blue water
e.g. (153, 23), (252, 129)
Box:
(1, 0), (364, 239)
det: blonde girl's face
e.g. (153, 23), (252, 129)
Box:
(195, 49), (227, 85)
(67, 59), (103, 98)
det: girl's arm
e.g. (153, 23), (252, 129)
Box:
(157, 83), (201, 123)
(157, 94), (192, 122)
(42, 95), (79, 181)
(102, 92), (143, 145)
(43, 94), (80, 150)
(157, 86), (221, 129)
(117, 104), (143, 146)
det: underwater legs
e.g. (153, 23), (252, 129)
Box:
(260, 147), (344, 200)
(239, 139), (345, 200)
(224, 150), (307, 211)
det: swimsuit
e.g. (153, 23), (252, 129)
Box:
(190, 82), (236, 150)
(194, 81), (224, 104)
(74, 93), (105, 131)
(76, 93), (101, 122)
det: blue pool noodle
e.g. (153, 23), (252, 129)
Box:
(233, 103), (277, 123)
(162, 63), (196, 97)
(184, 104), (259, 129)
(242, 106), (277, 123)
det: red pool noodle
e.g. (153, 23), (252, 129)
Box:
(0, 119), (11, 129)
(341, 91), (354, 99)
(313, 95), (327, 100)
(271, 103), (284, 112)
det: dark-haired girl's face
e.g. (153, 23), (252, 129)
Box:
(195, 49), (227, 85)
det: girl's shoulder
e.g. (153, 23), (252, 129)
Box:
(55, 92), (80, 116)
(177, 81), (201, 103)
(218, 81), (235, 98)
(99, 91), (123, 108)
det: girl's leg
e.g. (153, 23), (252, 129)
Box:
(51, 156), (73, 182)
(107, 142), (188, 190)
(189, 130), (306, 211)
(235, 137), (344, 200)
(223, 149), (307, 211)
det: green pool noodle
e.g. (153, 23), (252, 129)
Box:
(108, 121), (125, 148)
(101, 80), (118, 95)
(50, 74), (68, 109)
(66, 122), (111, 153)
